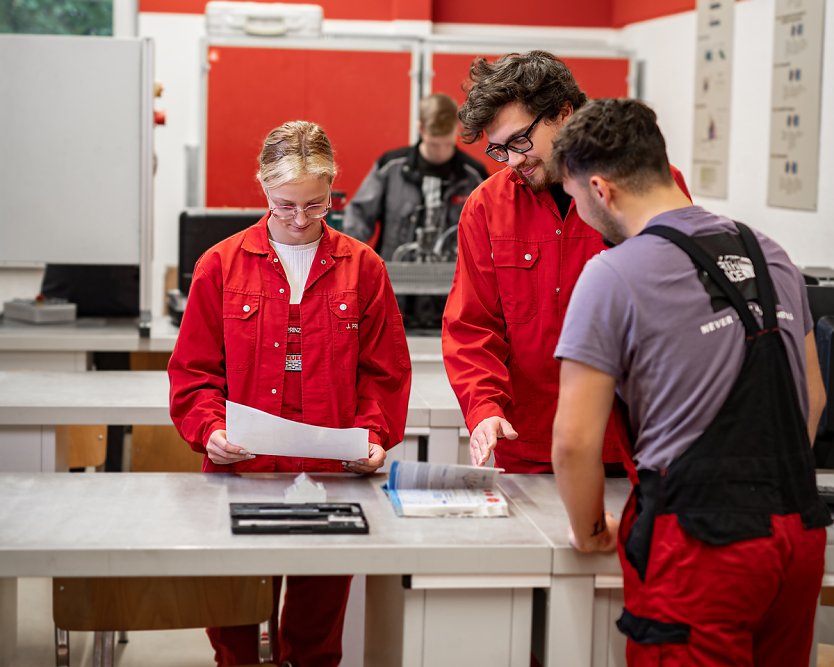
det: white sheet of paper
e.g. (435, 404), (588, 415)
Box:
(225, 400), (369, 461)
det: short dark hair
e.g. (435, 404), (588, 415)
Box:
(551, 98), (673, 193)
(458, 50), (587, 144)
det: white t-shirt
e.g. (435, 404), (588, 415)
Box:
(268, 237), (321, 304)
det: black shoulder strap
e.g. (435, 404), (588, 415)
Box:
(639, 225), (760, 335)
(734, 222), (778, 330)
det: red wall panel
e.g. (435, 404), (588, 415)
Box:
(431, 52), (630, 176)
(205, 47), (412, 206)
(141, 0), (399, 21)
(393, 0), (431, 21)
(431, 0), (613, 28)
(611, 0), (695, 27)
(142, 0), (695, 25)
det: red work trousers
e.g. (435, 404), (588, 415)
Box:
(618, 497), (825, 666)
(207, 574), (352, 666)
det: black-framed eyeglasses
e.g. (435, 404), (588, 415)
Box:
(485, 112), (545, 163)
(268, 193), (332, 221)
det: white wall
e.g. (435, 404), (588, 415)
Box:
(621, 0), (834, 269)
(0, 14), (213, 317)
(139, 12), (206, 315)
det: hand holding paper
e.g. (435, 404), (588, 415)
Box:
(206, 429), (254, 465)
(344, 443), (386, 474)
(226, 400), (370, 461)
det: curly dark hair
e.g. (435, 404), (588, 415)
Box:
(551, 98), (673, 193)
(458, 50), (587, 144)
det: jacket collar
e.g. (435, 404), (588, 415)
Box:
(505, 169), (574, 222)
(241, 213), (351, 258)
(403, 142), (471, 185)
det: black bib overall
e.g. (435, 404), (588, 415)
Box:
(622, 222), (830, 590)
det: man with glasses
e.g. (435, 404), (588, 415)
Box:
(442, 51), (690, 473)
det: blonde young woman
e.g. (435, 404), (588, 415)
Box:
(169, 120), (411, 666)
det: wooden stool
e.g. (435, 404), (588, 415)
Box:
(53, 576), (275, 667)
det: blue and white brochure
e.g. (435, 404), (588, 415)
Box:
(385, 461), (508, 518)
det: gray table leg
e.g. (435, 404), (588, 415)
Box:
(427, 426), (460, 465)
(366, 575), (536, 666)
(0, 577), (17, 667)
(0, 426), (65, 472)
(545, 575), (594, 666)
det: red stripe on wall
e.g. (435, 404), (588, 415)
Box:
(611, 0), (695, 27)
(142, 0), (696, 26)
(140, 0), (400, 21)
(431, 0), (613, 28)
(393, 0), (431, 21)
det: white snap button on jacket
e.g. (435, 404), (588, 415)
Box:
(339, 303), (347, 311)
(271, 388), (277, 394)
(524, 253), (532, 261)
(273, 258), (279, 263)
(279, 288), (285, 294)
(274, 342), (280, 347)
(321, 259), (326, 265)
(556, 229), (562, 235)
(242, 305), (251, 313)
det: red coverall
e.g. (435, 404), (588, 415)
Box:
(169, 217), (411, 666)
(442, 167), (690, 472)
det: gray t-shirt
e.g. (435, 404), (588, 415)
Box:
(555, 206), (812, 471)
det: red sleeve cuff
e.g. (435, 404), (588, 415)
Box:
(465, 404), (507, 434)
(203, 421), (227, 451)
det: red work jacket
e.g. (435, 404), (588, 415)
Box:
(442, 167), (690, 464)
(169, 217), (412, 470)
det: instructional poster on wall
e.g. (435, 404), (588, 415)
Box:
(767, 0), (826, 211)
(691, 0), (735, 199)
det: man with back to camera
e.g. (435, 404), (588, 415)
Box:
(344, 93), (488, 329)
(442, 50), (691, 472)
(550, 98), (829, 665)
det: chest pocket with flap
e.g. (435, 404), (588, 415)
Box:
(223, 292), (260, 371)
(329, 291), (359, 383)
(492, 240), (539, 324)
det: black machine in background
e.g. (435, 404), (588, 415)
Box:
(178, 209), (264, 295)
(168, 209), (264, 324)
(41, 265), (140, 318)
(814, 313), (834, 468)
(806, 280), (834, 467)
(386, 204), (457, 334)
(170, 197), (349, 326)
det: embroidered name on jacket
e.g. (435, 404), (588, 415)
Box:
(285, 323), (302, 372)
